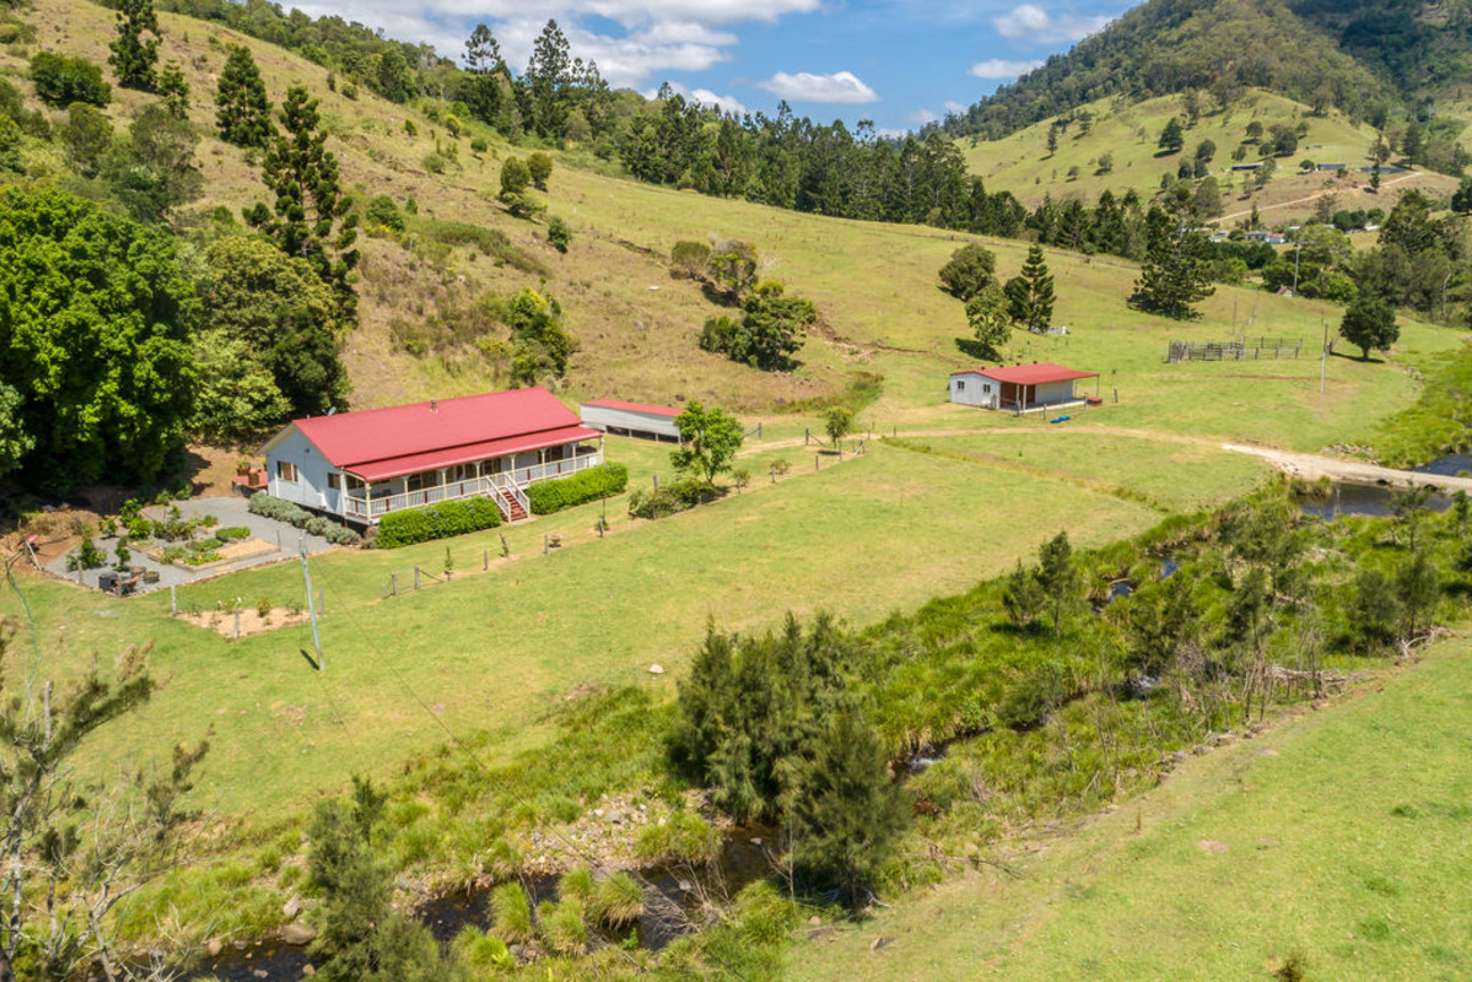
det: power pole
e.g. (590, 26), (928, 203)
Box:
(299, 538), (324, 672)
(1319, 316), (1328, 396)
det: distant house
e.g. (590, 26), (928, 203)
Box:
(1245, 230), (1287, 245)
(949, 362), (1098, 412)
(261, 388), (604, 525)
(580, 399), (682, 442)
(1231, 162), (1264, 171)
(1317, 162), (1346, 172)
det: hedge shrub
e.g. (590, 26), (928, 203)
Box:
(246, 493), (361, 546)
(526, 463), (629, 516)
(29, 52), (110, 107)
(375, 497), (501, 549)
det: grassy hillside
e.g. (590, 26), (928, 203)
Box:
(791, 633), (1472, 979)
(963, 89), (1459, 221)
(2, 0), (1462, 817)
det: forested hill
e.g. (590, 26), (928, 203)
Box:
(942, 0), (1453, 142)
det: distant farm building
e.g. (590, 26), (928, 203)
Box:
(1245, 230), (1287, 245)
(261, 388), (604, 525)
(1317, 162), (1346, 172)
(580, 399), (682, 442)
(1231, 162), (1264, 171)
(949, 362), (1098, 413)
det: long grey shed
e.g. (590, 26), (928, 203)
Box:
(580, 399), (682, 442)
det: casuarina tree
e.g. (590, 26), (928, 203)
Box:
(108, 0), (161, 91)
(245, 86), (359, 322)
(215, 45), (273, 148)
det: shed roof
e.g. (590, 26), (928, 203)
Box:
(583, 398), (682, 418)
(950, 362), (1098, 385)
(272, 388), (595, 480)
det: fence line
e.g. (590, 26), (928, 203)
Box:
(1167, 336), (1302, 363)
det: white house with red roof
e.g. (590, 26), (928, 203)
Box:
(579, 399), (682, 442)
(260, 387), (604, 525)
(948, 362), (1098, 412)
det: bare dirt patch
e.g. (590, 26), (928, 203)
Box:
(180, 607), (310, 639)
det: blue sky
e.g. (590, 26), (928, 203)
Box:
(296, 1), (1125, 131)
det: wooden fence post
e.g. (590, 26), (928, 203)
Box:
(483, 549), (489, 571)
(233, 609), (241, 640)
(805, 428), (810, 445)
(317, 589), (324, 617)
(170, 584), (176, 615)
(414, 567), (421, 591)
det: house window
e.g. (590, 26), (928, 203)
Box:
(277, 461), (298, 483)
(956, 380), (965, 391)
(983, 384), (991, 394)
(327, 472), (342, 490)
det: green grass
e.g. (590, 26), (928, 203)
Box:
(789, 633), (1472, 980)
(890, 429), (1272, 512)
(7, 438), (1159, 816)
(964, 89), (1374, 211)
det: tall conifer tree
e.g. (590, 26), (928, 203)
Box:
(109, 0), (161, 91)
(245, 86), (359, 322)
(215, 45), (273, 148)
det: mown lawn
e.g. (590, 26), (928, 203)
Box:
(790, 635), (1472, 980)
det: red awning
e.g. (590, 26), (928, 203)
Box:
(346, 425), (602, 482)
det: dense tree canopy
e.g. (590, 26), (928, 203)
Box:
(0, 187), (196, 489)
(197, 234), (346, 418)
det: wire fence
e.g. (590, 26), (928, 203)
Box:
(1167, 336), (1303, 363)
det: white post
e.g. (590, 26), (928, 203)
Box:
(300, 538), (324, 672)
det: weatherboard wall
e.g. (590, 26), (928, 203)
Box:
(948, 375), (999, 409)
(266, 426), (341, 513)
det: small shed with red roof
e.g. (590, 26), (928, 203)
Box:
(260, 387), (604, 525)
(948, 362), (1098, 412)
(580, 399), (683, 443)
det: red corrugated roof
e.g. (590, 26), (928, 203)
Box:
(291, 388), (587, 475)
(347, 425), (602, 481)
(950, 362), (1098, 385)
(583, 399), (682, 418)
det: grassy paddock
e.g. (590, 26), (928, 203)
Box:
(5, 441), (1159, 816)
(790, 633), (1472, 980)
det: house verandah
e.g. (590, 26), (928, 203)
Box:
(341, 439), (604, 522)
(261, 387), (607, 527)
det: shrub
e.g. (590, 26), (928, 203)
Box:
(246, 493), (360, 545)
(591, 872), (644, 926)
(216, 526), (250, 541)
(547, 216), (570, 253)
(539, 898), (586, 956)
(66, 535), (106, 571)
(364, 194), (405, 233)
(374, 497), (500, 548)
(30, 52), (110, 107)
(527, 152), (553, 190)
(627, 477), (719, 520)
(526, 463), (627, 515)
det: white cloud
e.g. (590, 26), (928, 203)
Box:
(874, 127), (910, 140)
(968, 57), (1044, 79)
(294, 0), (820, 89)
(944, 99), (968, 113)
(655, 80), (748, 114)
(912, 107), (939, 125)
(992, 4), (1113, 44)
(758, 70), (879, 105)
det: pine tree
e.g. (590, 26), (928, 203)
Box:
(1002, 560), (1044, 629)
(215, 45), (273, 148)
(108, 0), (161, 92)
(1158, 117), (1184, 153)
(1006, 244), (1055, 331)
(245, 86), (359, 322)
(462, 24), (507, 128)
(158, 61), (189, 120)
(1129, 207), (1215, 319)
(525, 19), (572, 138)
